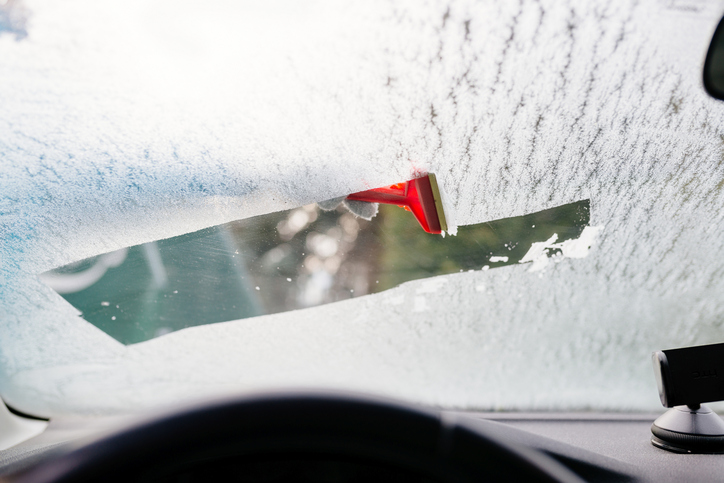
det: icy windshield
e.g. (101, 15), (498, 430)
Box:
(2, 0), (724, 417)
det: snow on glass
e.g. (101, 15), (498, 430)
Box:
(1, 0), (724, 416)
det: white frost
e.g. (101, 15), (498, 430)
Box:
(416, 277), (449, 294)
(413, 296), (429, 312)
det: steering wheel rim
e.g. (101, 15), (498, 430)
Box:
(10, 391), (583, 483)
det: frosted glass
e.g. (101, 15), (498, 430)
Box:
(2, 0), (724, 416)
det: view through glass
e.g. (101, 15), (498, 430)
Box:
(40, 200), (591, 345)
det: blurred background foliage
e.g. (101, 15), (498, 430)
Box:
(377, 200), (589, 289)
(45, 199), (589, 345)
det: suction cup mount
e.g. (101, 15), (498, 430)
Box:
(651, 343), (724, 454)
(652, 404), (724, 454)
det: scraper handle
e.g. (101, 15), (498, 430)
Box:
(346, 174), (447, 234)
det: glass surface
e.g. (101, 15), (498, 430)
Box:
(4, 0), (724, 416)
(41, 200), (589, 344)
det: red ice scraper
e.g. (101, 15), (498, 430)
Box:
(346, 173), (448, 234)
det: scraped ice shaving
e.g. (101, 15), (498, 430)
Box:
(519, 227), (603, 272)
(559, 227), (604, 259)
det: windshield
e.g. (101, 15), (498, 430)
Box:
(2, 0), (724, 417)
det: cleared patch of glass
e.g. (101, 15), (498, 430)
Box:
(39, 200), (590, 345)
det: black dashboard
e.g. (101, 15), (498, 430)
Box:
(0, 394), (722, 483)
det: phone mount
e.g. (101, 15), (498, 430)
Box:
(651, 343), (724, 453)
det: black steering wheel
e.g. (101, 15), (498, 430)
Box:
(11, 392), (583, 483)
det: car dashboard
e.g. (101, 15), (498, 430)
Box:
(0, 405), (722, 483)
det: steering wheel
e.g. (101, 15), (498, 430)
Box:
(11, 392), (583, 483)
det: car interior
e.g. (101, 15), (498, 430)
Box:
(3, 0), (724, 482)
